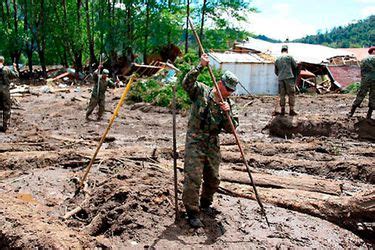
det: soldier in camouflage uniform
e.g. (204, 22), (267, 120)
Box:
(0, 56), (19, 132)
(182, 53), (239, 228)
(274, 45), (300, 116)
(86, 66), (116, 121)
(348, 46), (375, 119)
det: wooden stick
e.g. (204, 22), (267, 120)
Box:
(63, 206), (83, 220)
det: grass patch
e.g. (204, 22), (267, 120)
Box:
(343, 82), (361, 94)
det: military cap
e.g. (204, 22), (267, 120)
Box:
(368, 46), (375, 54)
(221, 70), (239, 91)
(102, 69), (109, 75)
(281, 45), (288, 51)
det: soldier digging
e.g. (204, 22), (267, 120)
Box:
(181, 53), (240, 228)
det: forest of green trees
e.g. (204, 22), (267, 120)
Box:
(294, 15), (374, 48)
(0, 0), (254, 76)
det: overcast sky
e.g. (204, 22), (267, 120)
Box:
(248, 0), (375, 40)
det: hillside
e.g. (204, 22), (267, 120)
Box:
(294, 15), (374, 48)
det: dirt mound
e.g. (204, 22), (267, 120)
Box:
(0, 195), (92, 248)
(267, 115), (374, 140)
(64, 163), (176, 242)
(355, 118), (375, 141)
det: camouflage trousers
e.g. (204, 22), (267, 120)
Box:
(86, 95), (105, 119)
(352, 78), (375, 109)
(182, 133), (221, 214)
(279, 78), (296, 108)
(0, 86), (11, 126)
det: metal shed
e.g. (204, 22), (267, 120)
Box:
(208, 52), (278, 95)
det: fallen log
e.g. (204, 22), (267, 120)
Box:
(0, 147), (172, 170)
(220, 151), (375, 184)
(221, 169), (342, 195)
(219, 182), (375, 239)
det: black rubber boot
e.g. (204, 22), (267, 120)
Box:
(347, 106), (357, 118)
(200, 198), (213, 215)
(289, 109), (298, 116)
(187, 211), (204, 228)
(1, 120), (8, 132)
(280, 107), (286, 116)
(367, 108), (373, 119)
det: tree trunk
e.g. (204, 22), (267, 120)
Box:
(11, 0), (20, 69)
(126, 3), (133, 45)
(37, 0), (47, 77)
(199, 0), (207, 56)
(52, 0), (71, 68)
(167, 0), (171, 44)
(23, 0), (34, 74)
(143, 0), (150, 63)
(12, 0), (17, 34)
(63, 50), (68, 67)
(1, 2), (5, 24)
(74, 0), (83, 75)
(99, 1), (104, 53)
(85, 0), (96, 72)
(5, 0), (11, 29)
(220, 182), (374, 239)
(185, 0), (190, 54)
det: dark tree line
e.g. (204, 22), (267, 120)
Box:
(294, 15), (374, 48)
(0, 0), (255, 77)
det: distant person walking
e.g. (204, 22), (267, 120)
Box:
(86, 65), (117, 121)
(348, 46), (375, 119)
(0, 56), (19, 132)
(274, 45), (300, 116)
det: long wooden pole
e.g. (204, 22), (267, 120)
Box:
(79, 75), (136, 190)
(172, 83), (179, 222)
(96, 54), (102, 97)
(188, 17), (270, 227)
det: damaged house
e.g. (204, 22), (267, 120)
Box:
(209, 38), (361, 95)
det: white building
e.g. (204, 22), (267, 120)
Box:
(208, 52), (278, 95)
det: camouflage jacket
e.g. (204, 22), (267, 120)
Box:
(274, 54), (299, 81)
(182, 64), (239, 141)
(361, 55), (375, 80)
(92, 71), (115, 98)
(0, 66), (19, 86)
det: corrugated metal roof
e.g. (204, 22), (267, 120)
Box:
(208, 52), (272, 64)
(235, 38), (354, 64)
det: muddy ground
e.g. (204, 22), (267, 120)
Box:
(0, 81), (374, 248)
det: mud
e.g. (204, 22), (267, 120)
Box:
(268, 114), (375, 141)
(0, 85), (374, 248)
